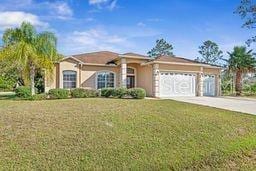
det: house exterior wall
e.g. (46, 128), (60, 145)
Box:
(80, 65), (119, 89)
(45, 59), (221, 97)
(159, 64), (201, 72)
(156, 64), (221, 97)
(137, 65), (153, 97)
(58, 59), (81, 89)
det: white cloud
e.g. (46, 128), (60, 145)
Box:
(108, 0), (118, 10)
(61, 28), (130, 54)
(89, 0), (108, 5)
(0, 11), (48, 30)
(0, 0), (73, 20)
(48, 2), (73, 20)
(0, 0), (33, 10)
(88, 0), (118, 10)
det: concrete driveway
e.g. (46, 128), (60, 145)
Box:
(167, 96), (256, 115)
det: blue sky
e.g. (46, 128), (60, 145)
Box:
(0, 0), (254, 59)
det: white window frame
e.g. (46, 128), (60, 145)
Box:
(63, 70), (77, 89)
(96, 71), (116, 89)
(127, 67), (137, 87)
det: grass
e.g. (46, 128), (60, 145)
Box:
(0, 98), (256, 170)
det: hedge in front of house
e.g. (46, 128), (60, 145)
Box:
(15, 86), (31, 98)
(128, 88), (146, 99)
(101, 87), (146, 99)
(71, 88), (99, 98)
(101, 88), (116, 98)
(48, 89), (70, 99)
(115, 87), (128, 98)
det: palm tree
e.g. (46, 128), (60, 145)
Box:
(0, 22), (62, 95)
(227, 46), (256, 96)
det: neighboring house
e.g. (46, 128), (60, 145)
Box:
(45, 51), (221, 98)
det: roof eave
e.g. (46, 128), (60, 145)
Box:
(60, 56), (85, 64)
(118, 54), (152, 60)
(141, 61), (221, 69)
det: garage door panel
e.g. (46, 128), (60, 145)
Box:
(203, 75), (216, 96)
(160, 72), (196, 97)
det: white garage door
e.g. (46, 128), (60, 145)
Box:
(203, 75), (216, 96)
(159, 72), (196, 97)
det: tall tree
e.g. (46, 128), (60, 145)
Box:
(196, 40), (223, 65)
(147, 38), (174, 58)
(227, 46), (256, 95)
(236, 0), (256, 45)
(0, 22), (61, 95)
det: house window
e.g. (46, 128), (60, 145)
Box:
(127, 68), (135, 74)
(97, 71), (115, 89)
(63, 70), (77, 89)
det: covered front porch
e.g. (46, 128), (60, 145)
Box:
(115, 54), (153, 96)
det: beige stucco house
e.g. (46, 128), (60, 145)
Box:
(45, 51), (221, 98)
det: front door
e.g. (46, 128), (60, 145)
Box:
(127, 76), (135, 89)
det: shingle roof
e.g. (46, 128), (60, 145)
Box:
(72, 51), (119, 64)
(69, 51), (213, 66)
(122, 52), (148, 58)
(154, 55), (201, 64)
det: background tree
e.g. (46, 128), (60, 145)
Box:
(236, 0), (256, 45)
(147, 38), (174, 58)
(196, 40), (223, 65)
(0, 22), (62, 95)
(227, 46), (256, 95)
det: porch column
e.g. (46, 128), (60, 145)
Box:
(121, 58), (127, 88)
(216, 71), (222, 96)
(59, 63), (63, 88)
(153, 63), (160, 97)
(197, 67), (204, 96)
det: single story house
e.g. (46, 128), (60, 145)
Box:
(45, 51), (221, 98)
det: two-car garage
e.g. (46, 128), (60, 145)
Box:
(159, 71), (216, 97)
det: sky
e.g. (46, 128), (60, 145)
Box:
(0, 0), (255, 60)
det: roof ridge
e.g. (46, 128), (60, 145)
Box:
(72, 51), (119, 57)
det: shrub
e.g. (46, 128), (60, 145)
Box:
(251, 84), (256, 93)
(48, 89), (69, 99)
(101, 88), (116, 98)
(71, 88), (86, 98)
(71, 88), (98, 98)
(86, 89), (99, 97)
(115, 87), (128, 98)
(128, 88), (146, 99)
(29, 93), (47, 101)
(15, 86), (31, 98)
(0, 75), (16, 91)
(243, 83), (256, 95)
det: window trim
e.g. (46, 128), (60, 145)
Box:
(63, 70), (77, 89)
(127, 67), (137, 87)
(96, 71), (116, 89)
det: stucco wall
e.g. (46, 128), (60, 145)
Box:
(58, 59), (81, 88)
(80, 65), (119, 89)
(137, 65), (153, 96)
(45, 59), (221, 97)
(159, 64), (201, 72)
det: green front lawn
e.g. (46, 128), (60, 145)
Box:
(0, 98), (256, 170)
